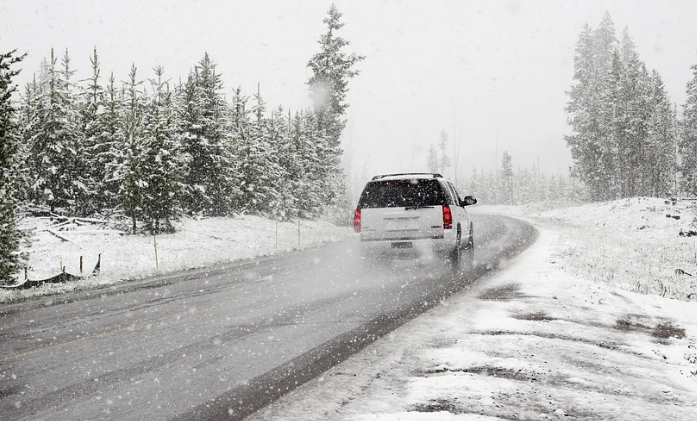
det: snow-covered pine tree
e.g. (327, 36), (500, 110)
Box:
(59, 49), (91, 215)
(100, 72), (125, 211)
(645, 71), (677, 197)
(296, 110), (327, 218)
(565, 16), (670, 201)
(28, 49), (83, 213)
(114, 64), (146, 233)
(681, 57), (697, 196)
(16, 75), (41, 203)
(0, 47), (27, 283)
(235, 86), (282, 216)
(427, 145), (439, 173)
(264, 105), (292, 220)
(438, 130), (451, 176)
(605, 50), (625, 198)
(140, 66), (187, 233)
(307, 4), (363, 210)
(593, 12), (617, 81)
(307, 4), (364, 145)
(78, 47), (109, 215)
(424, 130), (451, 177)
(623, 55), (652, 197)
(179, 53), (237, 216)
(287, 110), (321, 218)
(620, 27), (637, 68)
(280, 110), (304, 220)
(500, 151), (514, 205)
(583, 15), (617, 200)
(593, 39), (620, 201)
(565, 24), (604, 199)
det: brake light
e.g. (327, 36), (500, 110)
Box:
(442, 205), (452, 229)
(354, 208), (361, 232)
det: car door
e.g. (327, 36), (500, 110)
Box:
(446, 181), (469, 235)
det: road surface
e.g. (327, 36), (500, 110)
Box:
(0, 214), (535, 420)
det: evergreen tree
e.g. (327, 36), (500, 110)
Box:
(235, 86), (282, 215)
(263, 105), (291, 219)
(60, 49), (90, 215)
(140, 66), (187, 233)
(79, 47), (108, 214)
(619, 27), (637, 65)
(427, 144), (439, 173)
(623, 56), (652, 196)
(288, 110), (323, 218)
(0, 47), (27, 283)
(646, 71), (677, 197)
(593, 12), (617, 78)
(500, 151), (514, 205)
(27, 49), (83, 213)
(101, 73), (125, 211)
(16, 75), (41, 202)
(307, 4), (364, 144)
(565, 24), (605, 199)
(307, 4), (364, 207)
(681, 57), (697, 196)
(179, 53), (238, 215)
(566, 16), (674, 201)
(298, 110), (328, 217)
(438, 130), (451, 175)
(114, 64), (146, 233)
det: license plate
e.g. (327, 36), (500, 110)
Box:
(391, 242), (413, 249)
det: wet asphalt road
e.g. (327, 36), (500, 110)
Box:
(0, 213), (536, 420)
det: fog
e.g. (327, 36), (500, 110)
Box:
(3, 0), (697, 190)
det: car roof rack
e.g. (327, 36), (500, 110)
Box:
(371, 172), (443, 180)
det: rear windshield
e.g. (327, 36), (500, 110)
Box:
(357, 179), (446, 208)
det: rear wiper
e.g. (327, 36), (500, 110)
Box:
(404, 205), (434, 210)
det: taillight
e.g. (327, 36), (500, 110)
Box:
(353, 208), (361, 232)
(442, 205), (452, 229)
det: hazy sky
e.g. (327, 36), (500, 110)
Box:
(3, 0), (697, 188)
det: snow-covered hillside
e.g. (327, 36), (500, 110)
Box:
(526, 197), (697, 301)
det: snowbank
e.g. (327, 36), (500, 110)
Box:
(0, 215), (352, 303)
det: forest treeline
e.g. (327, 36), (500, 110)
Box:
(564, 12), (697, 201)
(461, 152), (585, 206)
(17, 50), (346, 229)
(0, 5), (363, 281)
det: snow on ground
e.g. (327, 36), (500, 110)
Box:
(3, 198), (697, 419)
(247, 197), (697, 420)
(0, 215), (352, 303)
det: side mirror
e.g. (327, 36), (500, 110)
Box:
(462, 196), (477, 206)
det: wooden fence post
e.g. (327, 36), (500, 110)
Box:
(153, 232), (159, 269)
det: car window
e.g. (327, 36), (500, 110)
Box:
(357, 179), (446, 208)
(448, 182), (463, 204)
(443, 182), (458, 205)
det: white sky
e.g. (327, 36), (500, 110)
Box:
(3, 0), (697, 185)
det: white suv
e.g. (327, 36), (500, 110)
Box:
(353, 173), (476, 262)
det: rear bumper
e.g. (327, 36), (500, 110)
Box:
(360, 234), (444, 241)
(358, 230), (457, 252)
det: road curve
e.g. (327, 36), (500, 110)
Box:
(0, 213), (536, 420)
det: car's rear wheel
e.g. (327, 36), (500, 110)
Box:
(462, 223), (475, 268)
(449, 226), (462, 264)
(466, 223), (474, 250)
